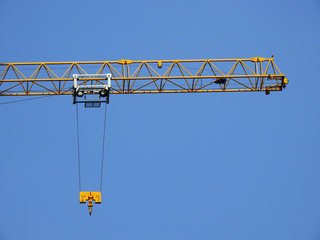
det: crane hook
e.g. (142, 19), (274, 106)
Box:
(88, 199), (93, 216)
(80, 192), (101, 216)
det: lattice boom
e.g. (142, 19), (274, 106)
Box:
(0, 58), (287, 96)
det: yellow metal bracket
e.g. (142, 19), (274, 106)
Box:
(250, 57), (266, 62)
(118, 59), (133, 64)
(80, 192), (101, 216)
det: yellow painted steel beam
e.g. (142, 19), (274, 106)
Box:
(0, 58), (287, 96)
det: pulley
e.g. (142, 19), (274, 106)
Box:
(72, 73), (112, 107)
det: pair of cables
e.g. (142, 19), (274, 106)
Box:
(75, 103), (108, 192)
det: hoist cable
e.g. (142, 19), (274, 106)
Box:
(76, 103), (82, 192)
(75, 102), (108, 193)
(99, 103), (108, 192)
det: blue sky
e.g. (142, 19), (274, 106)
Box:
(0, 0), (320, 239)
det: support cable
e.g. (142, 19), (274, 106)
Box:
(100, 103), (108, 192)
(76, 103), (82, 192)
(0, 95), (54, 106)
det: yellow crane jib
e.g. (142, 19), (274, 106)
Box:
(0, 57), (288, 96)
(79, 192), (101, 216)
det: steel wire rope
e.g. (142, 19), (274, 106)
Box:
(75, 102), (108, 193)
(75, 103), (82, 192)
(0, 95), (55, 105)
(100, 103), (108, 192)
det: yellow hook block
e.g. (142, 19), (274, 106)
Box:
(80, 192), (101, 216)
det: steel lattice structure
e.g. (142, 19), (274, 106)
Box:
(0, 57), (287, 96)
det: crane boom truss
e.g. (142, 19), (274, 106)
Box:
(0, 57), (287, 96)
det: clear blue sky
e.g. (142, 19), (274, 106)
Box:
(1, 0), (320, 239)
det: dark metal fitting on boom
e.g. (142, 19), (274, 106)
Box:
(72, 74), (111, 107)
